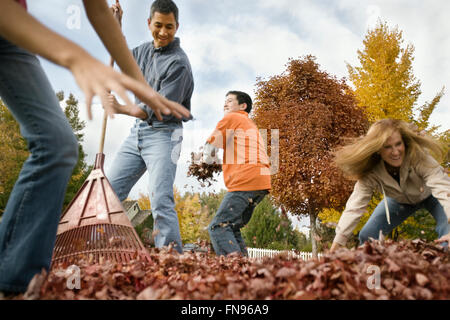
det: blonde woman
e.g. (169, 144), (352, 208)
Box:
(330, 119), (450, 252)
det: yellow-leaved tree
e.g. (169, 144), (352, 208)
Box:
(133, 189), (212, 245)
(347, 21), (421, 122)
(137, 192), (151, 210)
(175, 188), (210, 244)
(347, 20), (445, 135)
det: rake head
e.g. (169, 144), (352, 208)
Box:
(51, 153), (149, 266)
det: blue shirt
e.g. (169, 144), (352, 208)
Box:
(132, 37), (194, 124)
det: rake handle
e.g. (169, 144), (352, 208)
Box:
(99, 56), (115, 154)
(99, 0), (122, 154)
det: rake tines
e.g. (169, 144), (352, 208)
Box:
(53, 224), (145, 265)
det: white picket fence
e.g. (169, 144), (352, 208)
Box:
(247, 247), (322, 261)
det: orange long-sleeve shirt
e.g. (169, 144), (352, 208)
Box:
(207, 111), (271, 192)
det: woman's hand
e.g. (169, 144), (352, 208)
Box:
(329, 242), (343, 253)
(69, 54), (190, 121)
(68, 54), (141, 120)
(435, 232), (450, 245)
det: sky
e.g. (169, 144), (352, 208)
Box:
(25, 0), (450, 232)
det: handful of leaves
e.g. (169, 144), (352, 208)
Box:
(187, 151), (222, 187)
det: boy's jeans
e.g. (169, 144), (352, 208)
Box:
(209, 190), (269, 256)
(107, 120), (183, 253)
(359, 195), (450, 247)
(0, 37), (78, 293)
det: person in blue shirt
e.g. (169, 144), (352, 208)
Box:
(106, 0), (194, 254)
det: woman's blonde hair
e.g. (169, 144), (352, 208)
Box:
(334, 119), (444, 180)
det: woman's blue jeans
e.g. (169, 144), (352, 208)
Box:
(359, 195), (450, 246)
(106, 120), (183, 253)
(0, 37), (78, 293)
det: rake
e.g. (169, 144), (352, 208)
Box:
(51, 1), (149, 265)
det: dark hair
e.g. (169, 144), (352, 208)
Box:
(226, 90), (253, 113)
(150, 0), (179, 24)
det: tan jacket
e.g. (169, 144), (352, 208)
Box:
(334, 154), (450, 246)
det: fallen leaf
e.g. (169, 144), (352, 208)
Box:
(415, 273), (429, 286)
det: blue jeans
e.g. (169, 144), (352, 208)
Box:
(208, 190), (268, 256)
(359, 195), (450, 246)
(0, 37), (78, 293)
(107, 120), (183, 253)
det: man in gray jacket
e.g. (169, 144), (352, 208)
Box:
(106, 0), (194, 253)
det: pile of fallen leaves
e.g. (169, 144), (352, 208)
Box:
(186, 152), (222, 187)
(8, 239), (450, 300)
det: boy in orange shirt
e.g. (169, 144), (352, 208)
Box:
(203, 91), (271, 256)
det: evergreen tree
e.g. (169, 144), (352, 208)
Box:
(56, 91), (92, 211)
(242, 197), (299, 250)
(294, 230), (311, 252)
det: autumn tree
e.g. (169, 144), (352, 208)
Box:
(133, 190), (216, 246)
(176, 188), (211, 244)
(347, 21), (445, 132)
(136, 192), (151, 211)
(347, 21), (420, 122)
(253, 55), (368, 257)
(0, 100), (29, 215)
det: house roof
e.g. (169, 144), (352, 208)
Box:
(122, 200), (137, 211)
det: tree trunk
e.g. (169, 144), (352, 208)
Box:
(309, 207), (318, 258)
(391, 227), (399, 241)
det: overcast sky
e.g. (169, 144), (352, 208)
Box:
(25, 0), (450, 231)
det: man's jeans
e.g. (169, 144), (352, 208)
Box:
(0, 37), (78, 293)
(209, 190), (268, 256)
(107, 120), (183, 253)
(359, 195), (450, 247)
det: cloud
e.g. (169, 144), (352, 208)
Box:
(365, 5), (382, 29)
(183, 21), (306, 83)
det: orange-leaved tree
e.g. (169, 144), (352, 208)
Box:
(252, 55), (368, 257)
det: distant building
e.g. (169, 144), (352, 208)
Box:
(122, 200), (151, 227)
